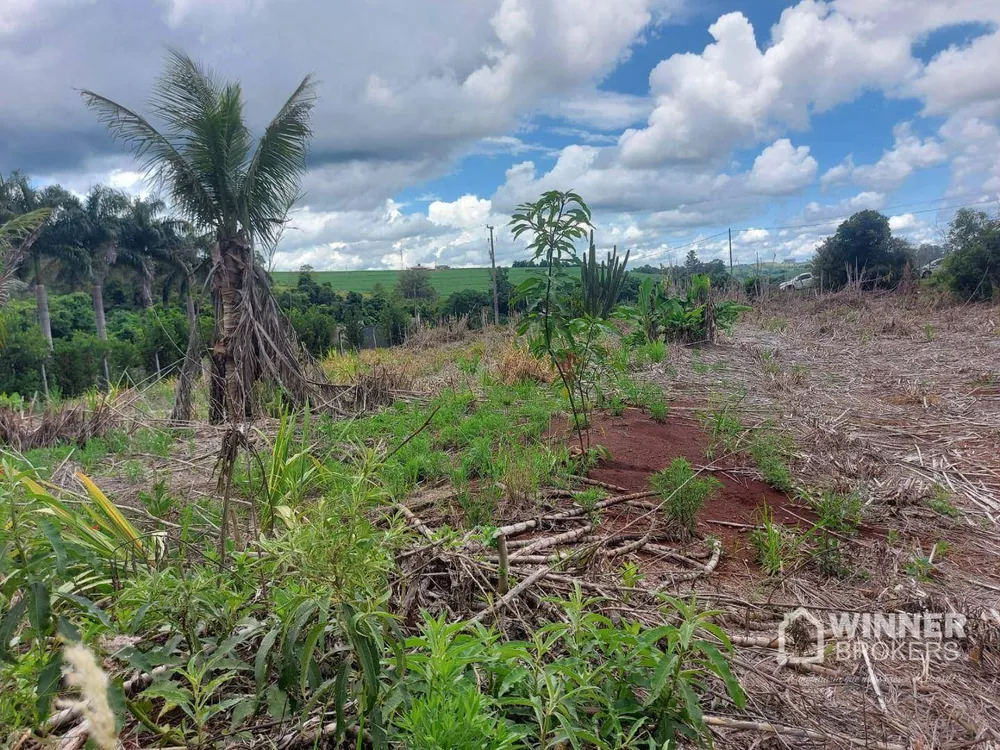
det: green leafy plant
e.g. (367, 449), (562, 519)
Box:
(650, 458), (722, 539)
(512, 191), (615, 451)
(805, 489), (864, 534)
(927, 485), (960, 518)
(748, 506), (804, 576)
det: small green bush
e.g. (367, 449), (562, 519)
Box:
(651, 458), (722, 538)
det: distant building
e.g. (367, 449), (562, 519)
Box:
(436, 265), (451, 270)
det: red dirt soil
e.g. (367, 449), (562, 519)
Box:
(552, 408), (807, 573)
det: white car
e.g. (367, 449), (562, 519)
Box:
(920, 257), (944, 278)
(779, 272), (817, 291)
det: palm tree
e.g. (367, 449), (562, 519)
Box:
(81, 185), (130, 385)
(82, 50), (317, 422)
(117, 196), (175, 309)
(0, 173), (88, 347)
(0, 208), (51, 311)
(0, 175), (51, 308)
(168, 232), (211, 423)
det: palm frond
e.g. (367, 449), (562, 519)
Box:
(80, 89), (220, 229)
(241, 75), (316, 246)
(151, 48), (221, 135)
(0, 208), (51, 253)
(0, 208), (51, 306)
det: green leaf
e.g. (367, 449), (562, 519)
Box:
(255, 626), (280, 693)
(333, 658), (349, 745)
(645, 652), (677, 707)
(107, 677), (126, 732)
(128, 603), (153, 634)
(143, 679), (192, 719)
(57, 592), (113, 629)
(38, 519), (67, 575)
(697, 641), (746, 708)
(28, 581), (52, 638)
(299, 622), (326, 695)
(35, 652), (64, 723)
(230, 695), (257, 730)
(266, 684), (290, 722)
(0, 597), (28, 662)
(678, 680), (704, 727)
(57, 616), (80, 643)
(280, 599), (317, 691)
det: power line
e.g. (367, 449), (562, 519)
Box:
(734, 198), (999, 234)
(627, 196), (999, 266)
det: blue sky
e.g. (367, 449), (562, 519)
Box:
(5, 0), (1000, 269)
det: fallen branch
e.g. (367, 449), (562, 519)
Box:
(509, 524), (593, 560)
(395, 503), (435, 541)
(471, 564), (556, 624)
(702, 714), (906, 750)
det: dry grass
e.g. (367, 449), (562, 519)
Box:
(0, 396), (121, 450)
(493, 338), (556, 385)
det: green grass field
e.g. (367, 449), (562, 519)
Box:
(271, 262), (806, 295)
(271, 267), (539, 295)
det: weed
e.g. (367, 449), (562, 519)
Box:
(572, 487), (606, 515)
(609, 395), (625, 416)
(703, 405), (743, 457)
(138, 477), (174, 518)
(641, 339), (667, 364)
(812, 532), (857, 579)
(749, 506), (804, 575)
(132, 428), (175, 457)
(747, 427), (794, 492)
(805, 489), (864, 534)
(620, 560), (644, 600)
(647, 394), (668, 422)
(121, 459), (146, 484)
(924, 323), (935, 341)
(650, 458), (722, 539)
(904, 541), (949, 581)
(928, 484), (960, 518)
(763, 316), (788, 332)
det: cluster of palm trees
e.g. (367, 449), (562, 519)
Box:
(2, 48), (318, 425)
(0, 171), (205, 390)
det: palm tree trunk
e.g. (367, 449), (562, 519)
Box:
(93, 279), (111, 387)
(140, 265), (154, 308)
(211, 238), (251, 422)
(33, 257), (52, 347)
(171, 274), (201, 423)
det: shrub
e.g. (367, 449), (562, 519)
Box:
(812, 210), (913, 290)
(651, 458), (722, 538)
(50, 332), (120, 395)
(0, 319), (47, 395)
(940, 208), (1000, 301)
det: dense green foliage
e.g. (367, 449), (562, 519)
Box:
(0, 367), (746, 747)
(272, 266), (535, 295)
(940, 208), (1000, 301)
(812, 210), (914, 290)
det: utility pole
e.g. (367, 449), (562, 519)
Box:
(487, 224), (499, 326)
(728, 228), (734, 276)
